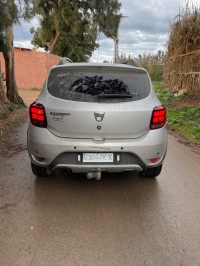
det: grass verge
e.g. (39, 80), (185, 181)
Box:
(18, 87), (41, 91)
(0, 102), (26, 120)
(154, 82), (200, 145)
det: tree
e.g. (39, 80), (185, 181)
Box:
(0, 63), (7, 103)
(31, 0), (121, 61)
(118, 53), (132, 63)
(0, 0), (32, 104)
(0, 0), (9, 103)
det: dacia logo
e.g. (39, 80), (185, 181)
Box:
(94, 112), (105, 122)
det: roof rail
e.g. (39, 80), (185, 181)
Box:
(58, 57), (73, 65)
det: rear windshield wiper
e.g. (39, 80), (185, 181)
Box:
(97, 94), (133, 99)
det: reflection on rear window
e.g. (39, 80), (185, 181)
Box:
(70, 76), (132, 96)
(47, 69), (150, 102)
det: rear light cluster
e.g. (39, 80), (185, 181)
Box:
(150, 105), (166, 130)
(29, 102), (47, 128)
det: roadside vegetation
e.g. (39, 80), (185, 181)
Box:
(154, 82), (200, 146)
(0, 102), (26, 120)
(163, 2), (200, 97)
(153, 3), (200, 147)
(137, 50), (164, 82)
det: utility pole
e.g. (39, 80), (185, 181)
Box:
(113, 16), (128, 64)
(114, 32), (119, 63)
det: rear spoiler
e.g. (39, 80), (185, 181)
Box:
(123, 59), (139, 67)
(58, 57), (73, 65)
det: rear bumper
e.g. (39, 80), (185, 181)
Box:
(27, 124), (168, 173)
(52, 164), (143, 173)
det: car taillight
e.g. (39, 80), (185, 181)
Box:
(150, 105), (166, 130)
(29, 102), (47, 128)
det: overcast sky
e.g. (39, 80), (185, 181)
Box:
(14, 0), (187, 62)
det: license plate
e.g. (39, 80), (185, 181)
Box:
(83, 153), (113, 163)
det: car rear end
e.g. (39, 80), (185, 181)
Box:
(27, 63), (167, 178)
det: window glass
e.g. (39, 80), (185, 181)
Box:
(47, 69), (151, 102)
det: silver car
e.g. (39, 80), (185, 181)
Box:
(27, 61), (167, 179)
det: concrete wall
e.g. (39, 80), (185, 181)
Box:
(0, 48), (61, 89)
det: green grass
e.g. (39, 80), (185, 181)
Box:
(153, 82), (174, 107)
(167, 107), (200, 145)
(18, 87), (40, 91)
(29, 88), (41, 91)
(0, 103), (26, 120)
(153, 82), (200, 145)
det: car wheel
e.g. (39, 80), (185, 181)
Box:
(140, 164), (162, 178)
(31, 162), (51, 177)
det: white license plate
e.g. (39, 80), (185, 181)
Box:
(83, 153), (113, 163)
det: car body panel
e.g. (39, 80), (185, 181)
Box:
(44, 95), (155, 139)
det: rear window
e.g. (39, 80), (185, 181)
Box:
(47, 69), (151, 103)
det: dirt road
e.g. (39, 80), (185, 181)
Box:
(1, 91), (200, 265)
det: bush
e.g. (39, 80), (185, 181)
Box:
(137, 51), (165, 82)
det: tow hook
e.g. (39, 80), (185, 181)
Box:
(86, 171), (101, 180)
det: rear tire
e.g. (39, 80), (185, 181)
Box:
(140, 164), (162, 178)
(31, 162), (51, 177)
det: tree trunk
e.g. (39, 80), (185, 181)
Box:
(3, 24), (24, 104)
(0, 63), (8, 103)
(49, 31), (61, 54)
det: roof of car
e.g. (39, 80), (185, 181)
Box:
(56, 62), (137, 67)
(52, 62), (146, 74)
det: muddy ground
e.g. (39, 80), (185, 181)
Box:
(1, 90), (200, 265)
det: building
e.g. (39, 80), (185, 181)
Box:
(0, 47), (61, 89)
